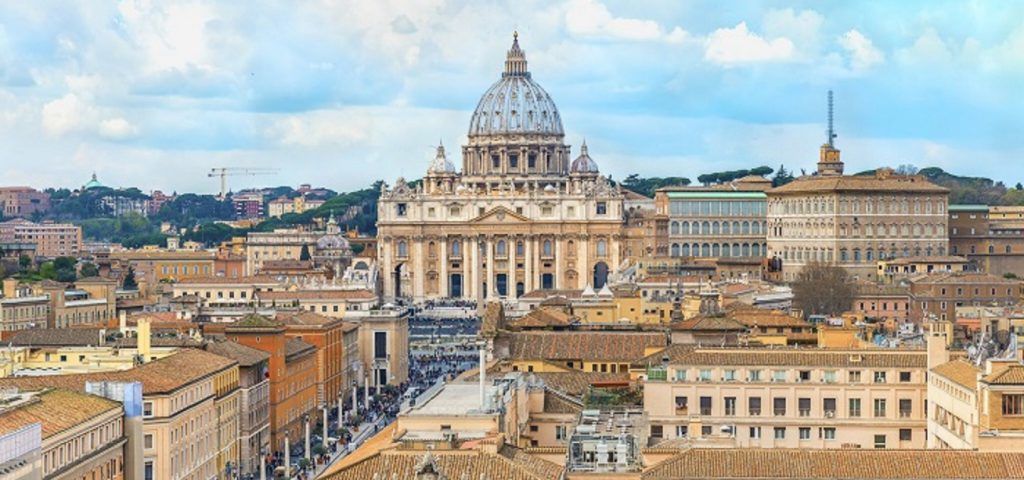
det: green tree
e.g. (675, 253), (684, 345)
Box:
(300, 244), (312, 261)
(18, 254), (31, 272)
(771, 164), (795, 187)
(123, 266), (138, 290)
(80, 262), (99, 278)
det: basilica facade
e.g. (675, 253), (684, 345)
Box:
(377, 34), (624, 302)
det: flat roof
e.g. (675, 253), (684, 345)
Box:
(949, 204), (989, 211)
(666, 191), (766, 199)
(408, 383), (487, 416)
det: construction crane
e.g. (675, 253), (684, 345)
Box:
(208, 167), (279, 198)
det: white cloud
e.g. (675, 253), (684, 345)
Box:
(98, 117), (140, 140)
(763, 8), (824, 59)
(41, 94), (91, 136)
(704, 22), (795, 66)
(565, 0), (689, 44)
(265, 111), (372, 148)
(895, 29), (953, 66)
(840, 29), (885, 71)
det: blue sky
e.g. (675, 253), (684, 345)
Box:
(0, 0), (1022, 193)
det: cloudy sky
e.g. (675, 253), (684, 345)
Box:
(1, 1), (1022, 194)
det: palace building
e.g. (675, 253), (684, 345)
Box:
(377, 34), (624, 302)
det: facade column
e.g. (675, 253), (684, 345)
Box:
(611, 234), (621, 273)
(381, 239), (393, 300)
(578, 235), (588, 288)
(439, 237), (449, 298)
(412, 239), (424, 301)
(508, 236), (517, 301)
(554, 237), (563, 289)
(524, 235), (533, 294)
(485, 237), (494, 299)
(469, 236), (479, 301)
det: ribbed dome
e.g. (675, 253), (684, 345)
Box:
(570, 140), (599, 174)
(427, 142), (455, 174)
(467, 33), (564, 138)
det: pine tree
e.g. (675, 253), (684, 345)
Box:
(123, 266), (138, 290)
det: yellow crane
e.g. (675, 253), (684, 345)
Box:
(208, 167), (279, 199)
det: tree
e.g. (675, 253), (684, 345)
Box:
(123, 266), (138, 290)
(771, 165), (795, 187)
(1016, 183), (1023, 191)
(895, 164), (919, 175)
(300, 244), (312, 261)
(792, 262), (854, 317)
(748, 166), (774, 177)
(18, 254), (31, 272)
(80, 262), (99, 278)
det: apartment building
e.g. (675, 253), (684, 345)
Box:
(232, 192), (264, 220)
(245, 229), (321, 275)
(0, 219), (81, 258)
(267, 195), (325, 218)
(908, 272), (1023, 323)
(0, 187), (50, 217)
(206, 315), (318, 454)
(0, 388), (126, 480)
(0, 294), (50, 334)
(643, 346), (928, 449)
(278, 311), (355, 408)
(505, 330), (666, 375)
(852, 283), (910, 327)
(204, 339), (270, 478)
(949, 204), (1024, 275)
(105, 249), (216, 288)
(254, 289), (379, 318)
(171, 276), (287, 307)
(40, 279), (116, 329)
(0, 348), (241, 480)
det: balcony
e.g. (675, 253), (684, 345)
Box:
(647, 367), (667, 381)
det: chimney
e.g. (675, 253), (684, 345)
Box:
(926, 318), (950, 370)
(478, 344), (487, 411)
(138, 318), (152, 363)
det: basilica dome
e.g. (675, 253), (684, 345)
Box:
(467, 33), (564, 138)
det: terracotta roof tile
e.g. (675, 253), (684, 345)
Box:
(322, 448), (562, 480)
(932, 359), (980, 390)
(983, 364), (1024, 385)
(507, 331), (666, 362)
(0, 389), (120, 439)
(204, 338), (270, 367)
(767, 173), (949, 194)
(661, 347), (925, 369)
(644, 448), (1024, 479)
(258, 289), (377, 301)
(0, 348), (236, 395)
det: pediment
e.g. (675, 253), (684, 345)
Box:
(470, 206), (530, 223)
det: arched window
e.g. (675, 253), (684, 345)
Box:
(428, 241), (437, 258)
(712, 244), (721, 256)
(722, 222), (731, 234)
(742, 243), (750, 257)
(701, 243), (711, 257)
(1007, 245), (1013, 254)
(853, 249), (861, 262)
(751, 243), (761, 257)
(742, 221), (750, 234)
(722, 244), (731, 257)
(670, 221), (680, 235)
(989, 245), (995, 254)
(397, 240), (408, 258)
(681, 221), (690, 235)
(712, 222), (720, 235)
(866, 249), (874, 261)
(701, 221), (710, 235)
(751, 221), (760, 235)
(597, 240), (608, 257)
(681, 244), (690, 256)
(671, 243), (680, 257)
(840, 249), (849, 261)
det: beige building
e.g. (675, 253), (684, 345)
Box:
(376, 35), (623, 302)
(0, 388), (126, 480)
(766, 129), (948, 281)
(0, 348), (241, 480)
(0, 293), (50, 334)
(267, 195), (325, 218)
(245, 229), (321, 275)
(0, 219), (81, 258)
(172, 276), (288, 307)
(357, 309), (410, 388)
(254, 289), (379, 317)
(656, 179), (770, 261)
(0, 187), (50, 218)
(643, 345), (928, 449)
(926, 322), (1024, 451)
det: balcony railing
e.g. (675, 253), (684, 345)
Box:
(700, 408), (712, 415)
(647, 367), (667, 381)
(773, 409), (786, 416)
(799, 409), (811, 417)
(749, 409), (761, 416)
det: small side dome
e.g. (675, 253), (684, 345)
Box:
(569, 139), (599, 174)
(427, 141), (456, 174)
(543, 184), (557, 193)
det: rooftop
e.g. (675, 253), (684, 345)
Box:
(645, 448), (1024, 479)
(653, 346), (925, 369)
(931, 359), (980, 390)
(0, 389), (120, 439)
(768, 171), (949, 195)
(257, 289), (376, 301)
(505, 331), (666, 362)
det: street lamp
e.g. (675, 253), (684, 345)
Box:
(303, 414), (311, 463)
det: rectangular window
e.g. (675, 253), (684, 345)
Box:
(823, 398), (836, 417)
(874, 434), (886, 449)
(699, 369), (712, 381)
(725, 397), (737, 416)
(675, 396), (688, 414)
(1002, 394), (1024, 416)
(773, 397), (786, 416)
(899, 398), (912, 418)
(849, 371), (861, 382)
(556, 425), (567, 440)
(772, 370), (786, 382)
(701, 425), (712, 436)
(773, 427), (786, 440)
(873, 398), (887, 418)
(822, 427), (836, 440)
(799, 427), (811, 440)
(144, 434), (153, 449)
(724, 369), (736, 381)
(899, 371), (911, 382)
(676, 425), (688, 438)
(748, 369), (761, 381)
(143, 402), (153, 417)
(509, 154), (518, 168)
(849, 398), (861, 417)
(700, 396), (712, 415)
(798, 370), (811, 382)
(596, 202), (607, 215)
(874, 371), (887, 383)
(899, 428), (912, 442)
(798, 397), (811, 417)
(373, 331), (388, 359)
(749, 426), (761, 439)
(748, 396), (762, 416)
(674, 369), (687, 381)
(823, 370), (837, 383)
(396, 203), (407, 216)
